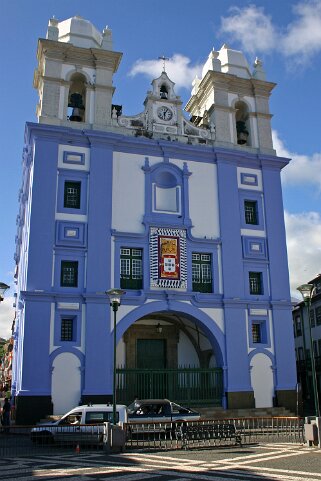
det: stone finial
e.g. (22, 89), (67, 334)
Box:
(102, 26), (113, 50)
(111, 107), (118, 123)
(191, 75), (201, 95)
(209, 48), (221, 72)
(253, 57), (266, 81)
(47, 17), (59, 41)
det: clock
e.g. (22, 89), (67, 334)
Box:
(157, 106), (173, 121)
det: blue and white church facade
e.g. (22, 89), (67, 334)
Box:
(13, 16), (297, 423)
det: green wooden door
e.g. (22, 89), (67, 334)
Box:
(137, 339), (166, 368)
(136, 339), (167, 398)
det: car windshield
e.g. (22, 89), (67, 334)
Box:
(171, 402), (192, 414)
(59, 412), (82, 425)
(127, 401), (140, 414)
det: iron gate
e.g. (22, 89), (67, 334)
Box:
(116, 367), (223, 405)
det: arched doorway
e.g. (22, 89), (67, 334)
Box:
(250, 353), (274, 408)
(52, 352), (81, 415)
(115, 309), (224, 407)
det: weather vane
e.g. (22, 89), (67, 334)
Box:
(158, 55), (169, 72)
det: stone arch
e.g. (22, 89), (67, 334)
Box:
(65, 68), (91, 84)
(116, 300), (225, 367)
(115, 301), (226, 404)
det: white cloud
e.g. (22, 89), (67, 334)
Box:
(0, 296), (15, 340)
(285, 211), (321, 296)
(220, 5), (278, 54)
(219, 1), (321, 61)
(272, 129), (321, 297)
(283, 1), (321, 58)
(273, 130), (321, 190)
(129, 54), (202, 90)
(129, 2), (321, 86)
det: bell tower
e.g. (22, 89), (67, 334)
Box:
(185, 45), (275, 154)
(33, 16), (122, 129)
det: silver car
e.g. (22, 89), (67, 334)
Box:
(31, 404), (127, 445)
(127, 399), (200, 426)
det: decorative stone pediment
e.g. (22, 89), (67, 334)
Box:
(116, 71), (214, 144)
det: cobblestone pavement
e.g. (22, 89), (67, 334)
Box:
(0, 443), (320, 481)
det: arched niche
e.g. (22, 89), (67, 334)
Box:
(160, 84), (169, 99)
(142, 159), (192, 227)
(67, 72), (87, 122)
(235, 100), (250, 146)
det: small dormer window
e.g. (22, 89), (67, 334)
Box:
(235, 101), (250, 146)
(160, 84), (168, 99)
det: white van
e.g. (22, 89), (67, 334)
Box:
(31, 404), (127, 444)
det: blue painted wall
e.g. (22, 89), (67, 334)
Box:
(12, 123), (297, 415)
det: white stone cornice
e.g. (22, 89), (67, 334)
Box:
(37, 39), (122, 72)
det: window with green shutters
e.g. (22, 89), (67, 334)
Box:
(244, 200), (258, 225)
(120, 248), (143, 289)
(61, 261), (78, 287)
(192, 253), (212, 293)
(249, 271), (263, 295)
(61, 318), (73, 341)
(252, 323), (261, 343)
(64, 181), (81, 209)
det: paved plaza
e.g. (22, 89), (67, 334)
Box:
(0, 443), (320, 481)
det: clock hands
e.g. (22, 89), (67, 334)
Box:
(157, 106), (173, 121)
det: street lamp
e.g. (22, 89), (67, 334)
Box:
(106, 288), (125, 425)
(0, 282), (10, 303)
(297, 283), (320, 417)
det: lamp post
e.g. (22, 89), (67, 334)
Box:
(106, 288), (125, 425)
(297, 283), (320, 417)
(0, 282), (10, 303)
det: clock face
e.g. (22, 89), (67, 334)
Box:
(157, 106), (173, 121)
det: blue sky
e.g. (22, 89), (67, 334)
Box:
(1, 0), (321, 337)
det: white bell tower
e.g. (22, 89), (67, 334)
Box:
(185, 45), (275, 154)
(33, 16), (122, 129)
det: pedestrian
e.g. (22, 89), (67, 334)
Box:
(2, 398), (11, 433)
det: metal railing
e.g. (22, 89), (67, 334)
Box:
(0, 417), (305, 457)
(232, 416), (305, 444)
(125, 417), (305, 450)
(116, 367), (223, 406)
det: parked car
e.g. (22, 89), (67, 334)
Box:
(127, 399), (200, 427)
(30, 404), (127, 444)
